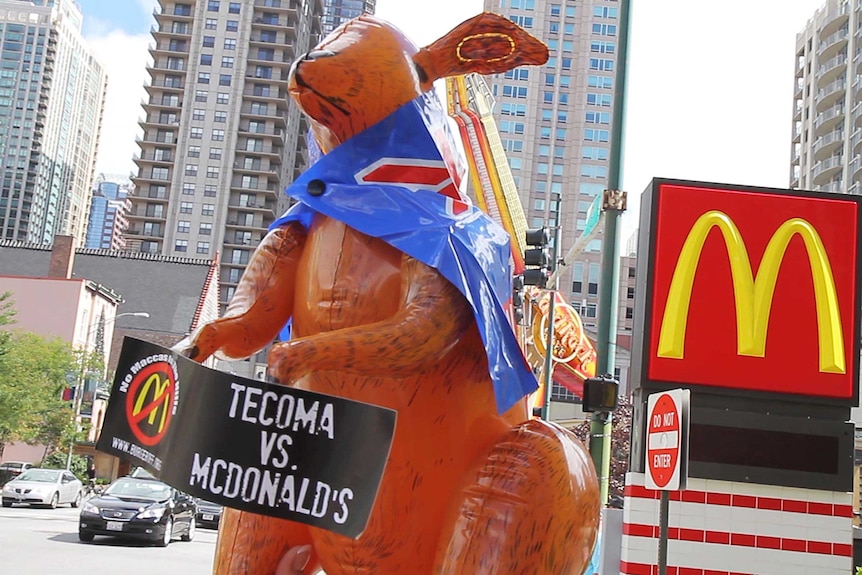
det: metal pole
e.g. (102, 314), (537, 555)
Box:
(541, 226), (561, 420)
(658, 490), (669, 575)
(591, 0), (631, 506)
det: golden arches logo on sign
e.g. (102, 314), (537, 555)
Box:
(124, 361), (177, 446)
(657, 210), (845, 374)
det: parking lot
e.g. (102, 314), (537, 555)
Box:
(2, 503), (217, 574)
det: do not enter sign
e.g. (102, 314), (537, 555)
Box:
(645, 389), (690, 490)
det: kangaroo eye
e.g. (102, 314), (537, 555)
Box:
(414, 62), (429, 84)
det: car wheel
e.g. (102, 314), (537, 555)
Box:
(1, 499), (11, 508)
(78, 530), (94, 542)
(181, 516), (195, 542)
(157, 518), (173, 547)
(48, 493), (58, 509)
(71, 491), (81, 508)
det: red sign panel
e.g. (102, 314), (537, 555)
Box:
(647, 182), (859, 399)
(646, 393), (681, 489)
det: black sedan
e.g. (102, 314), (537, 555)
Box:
(195, 498), (223, 529)
(78, 476), (197, 546)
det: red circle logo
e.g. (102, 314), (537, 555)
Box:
(125, 362), (176, 446)
(647, 394), (680, 488)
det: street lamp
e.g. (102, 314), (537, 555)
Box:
(65, 311), (150, 469)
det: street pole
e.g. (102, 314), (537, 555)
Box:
(591, 0), (631, 505)
(541, 226), (561, 421)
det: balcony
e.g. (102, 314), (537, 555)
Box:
(818, 2), (848, 37)
(814, 102), (844, 133)
(816, 77), (846, 111)
(817, 52), (847, 83)
(812, 153), (844, 183)
(817, 27), (848, 60)
(254, 0), (298, 15)
(133, 151), (174, 164)
(125, 226), (165, 238)
(228, 199), (277, 212)
(150, 24), (191, 38)
(136, 133), (177, 147)
(242, 86), (288, 101)
(813, 128), (844, 161)
(237, 143), (284, 157)
(154, 8), (193, 22)
(149, 41), (190, 57)
(141, 97), (182, 111)
(144, 79), (185, 92)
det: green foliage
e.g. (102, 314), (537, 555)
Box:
(570, 395), (633, 500)
(0, 324), (81, 455)
(41, 452), (88, 480)
(856, 566), (861, 575)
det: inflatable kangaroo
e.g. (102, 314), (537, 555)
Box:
(183, 12), (600, 575)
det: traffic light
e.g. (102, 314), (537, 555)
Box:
(523, 227), (551, 288)
(512, 273), (525, 324)
(582, 375), (619, 413)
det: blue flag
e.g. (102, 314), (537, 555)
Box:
(272, 93), (538, 414)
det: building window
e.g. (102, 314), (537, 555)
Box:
(214, 111), (227, 123)
(202, 204), (215, 216)
(175, 239), (188, 252)
(627, 287), (635, 299)
(197, 241), (210, 254)
(192, 108), (205, 121)
(207, 0), (219, 11)
(195, 90), (208, 102)
(209, 147), (222, 159)
(184, 163), (198, 176)
(217, 92), (229, 105)
(200, 54), (213, 66)
(197, 72), (210, 84)
(202, 36), (215, 48)
(205, 18), (217, 30)
(177, 220), (190, 233)
(228, 2), (241, 13)
(224, 38), (236, 50)
(219, 74), (231, 86)
(199, 222), (213, 235)
(206, 166), (219, 178)
(204, 185), (217, 197)
(180, 202), (193, 214)
(212, 129), (225, 141)
(241, 175), (259, 189)
(190, 127), (203, 139)
(221, 56), (234, 68)
(182, 182), (195, 195)
(187, 146), (200, 158)
(152, 167), (169, 179)
(226, 20), (238, 32)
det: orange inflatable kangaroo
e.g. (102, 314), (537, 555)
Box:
(184, 13), (599, 575)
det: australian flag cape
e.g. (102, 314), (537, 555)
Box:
(272, 93), (538, 414)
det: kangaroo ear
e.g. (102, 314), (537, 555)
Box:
(413, 12), (548, 85)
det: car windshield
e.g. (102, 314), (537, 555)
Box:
(16, 469), (59, 482)
(1, 462), (26, 470)
(105, 478), (172, 500)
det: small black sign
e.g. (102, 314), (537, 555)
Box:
(96, 338), (397, 538)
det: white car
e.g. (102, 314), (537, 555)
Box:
(2, 468), (83, 508)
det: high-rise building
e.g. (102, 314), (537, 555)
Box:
(321, 0), (375, 35)
(127, 0), (323, 309)
(85, 174), (131, 250)
(0, 0), (106, 246)
(482, 1), (628, 379)
(790, 0), (860, 195)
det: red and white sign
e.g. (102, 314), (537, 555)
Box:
(645, 389), (689, 490)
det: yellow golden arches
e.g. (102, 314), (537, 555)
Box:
(132, 372), (172, 432)
(657, 210), (845, 374)
(456, 33), (516, 63)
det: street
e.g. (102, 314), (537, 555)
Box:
(2, 503), (217, 574)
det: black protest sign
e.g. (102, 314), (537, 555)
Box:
(96, 337), (397, 538)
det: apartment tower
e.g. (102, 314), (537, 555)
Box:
(128, 0), (323, 309)
(483, 0), (631, 398)
(790, 0), (862, 194)
(0, 0), (106, 246)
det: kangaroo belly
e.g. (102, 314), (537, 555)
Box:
(293, 215), (403, 333)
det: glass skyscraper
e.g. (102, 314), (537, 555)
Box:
(321, 0), (375, 35)
(85, 175), (131, 250)
(0, 0), (105, 245)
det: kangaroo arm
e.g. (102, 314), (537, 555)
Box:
(267, 255), (475, 382)
(185, 222), (307, 362)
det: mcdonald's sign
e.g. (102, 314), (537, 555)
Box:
(637, 179), (862, 402)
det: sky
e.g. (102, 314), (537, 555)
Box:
(78, 0), (827, 238)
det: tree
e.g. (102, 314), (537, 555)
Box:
(570, 395), (633, 500)
(0, 330), (80, 458)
